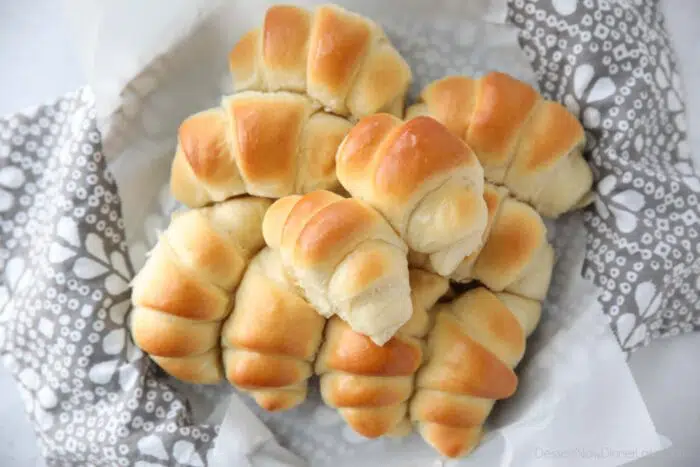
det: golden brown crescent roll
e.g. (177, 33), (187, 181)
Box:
(228, 4), (412, 119)
(412, 183), (554, 301)
(170, 91), (353, 207)
(316, 270), (449, 438)
(406, 72), (593, 217)
(263, 190), (411, 345)
(130, 197), (271, 384)
(335, 113), (488, 277)
(221, 248), (326, 411)
(410, 287), (541, 458)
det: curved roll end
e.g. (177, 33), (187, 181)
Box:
(328, 239), (412, 345)
(151, 349), (224, 385)
(199, 197), (271, 262)
(346, 40), (412, 119)
(535, 147), (594, 217)
(170, 145), (210, 208)
(412, 75), (477, 140)
(419, 423), (483, 459)
(223, 349), (311, 390)
(262, 195), (303, 249)
(339, 405), (409, 439)
(171, 109), (245, 207)
(229, 29), (263, 91)
(130, 307), (220, 358)
(506, 99), (592, 218)
(252, 388), (308, 412)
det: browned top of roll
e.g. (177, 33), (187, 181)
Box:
(223, 92), (309, 191)
(472, 198), (546, 286)
(467, 72), (540, 164)
(418, 75), (477, 139)
(177, 109), (233, 183)
(421, 313), (518, 399)
(336, 114), (480, 203)
(321, 318), (422, 377)
(513, 100), (585, 171)
(307, 5), (372, 98)
(262, 5), (311, 74)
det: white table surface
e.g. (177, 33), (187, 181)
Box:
(0, 1), (698, 466)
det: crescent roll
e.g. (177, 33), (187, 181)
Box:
(336, 114), (488, 276)
(222, 248), (325, 411)
(406, 72), (593, 217)
(411, 287), (541, 457)
(170, 91), (352, 207)
(130, 197), (271, 383)
(316, 270), (449, 438)
(411, 184), (555, 301)
(263, 190), (412, 345)
(228, 4), (412, 119)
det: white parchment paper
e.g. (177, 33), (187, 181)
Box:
(65, 0), (666, 465)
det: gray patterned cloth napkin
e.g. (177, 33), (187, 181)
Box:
(0, 0), (697, 465)
(0, 91), (218, 466)
(509, 0), (699, 349)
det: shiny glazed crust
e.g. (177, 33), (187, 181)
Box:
(228, 4), (412, 119)
(406, 72), (593, 217)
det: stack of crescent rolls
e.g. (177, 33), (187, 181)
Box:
(129, 2), (594, 459)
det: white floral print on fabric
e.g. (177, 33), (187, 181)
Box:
(0, 90), (217, 466)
